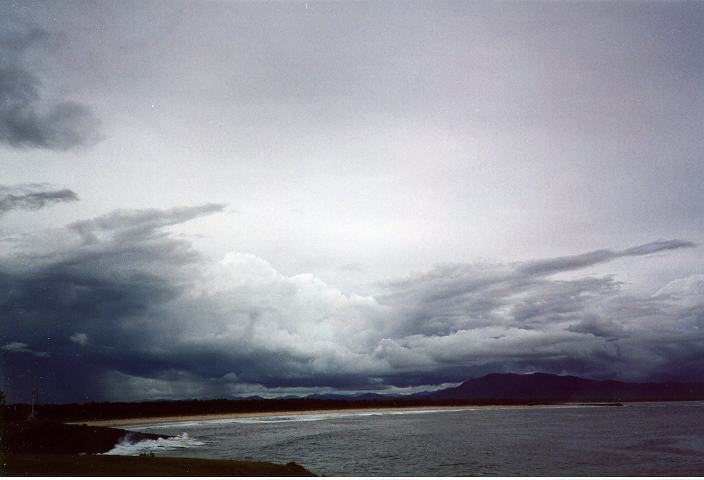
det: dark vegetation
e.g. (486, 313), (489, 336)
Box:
(2, 397), (557, 423)
(0, 418), (315, 476)
(1, 419), (162, 455)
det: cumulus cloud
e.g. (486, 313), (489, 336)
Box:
(654, 274), (704, 304)
(0, 183), (78, 216)
(0, 201), (701, 402)
(0, 24), (100, 150)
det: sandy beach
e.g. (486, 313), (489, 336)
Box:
(71, 405), (488, 427)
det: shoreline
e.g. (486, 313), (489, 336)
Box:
(1, 420), (317, 476)
(70, 403), (602, 427)
(71, 405), (479, 427)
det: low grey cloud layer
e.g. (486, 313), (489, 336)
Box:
(0, 23), (100, 150)
(0, 184), (78, 216)
(1, 202), (701, 402)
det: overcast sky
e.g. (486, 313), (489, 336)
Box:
(1, 0), (703, 403)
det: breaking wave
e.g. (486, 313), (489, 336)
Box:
(103, 432), (205, 456)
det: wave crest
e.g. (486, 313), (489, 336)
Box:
(103, 432), (205, 456)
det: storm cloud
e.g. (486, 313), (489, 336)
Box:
(1, 1), (703, 404)
(0, 23), (100, 150)
(1, 202), (701, 402)
(0, 184), (78, 216)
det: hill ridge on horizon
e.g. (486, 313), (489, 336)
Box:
(5, 372), (703, 407)
(426, 371), (704, 402)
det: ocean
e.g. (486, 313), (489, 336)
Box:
(110, 402), (704, 476)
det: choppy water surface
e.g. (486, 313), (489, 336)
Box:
(120, 402), (704, 476)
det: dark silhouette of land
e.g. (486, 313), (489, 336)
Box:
(2, 419), (160, 455)
(4, 373), (702, 424)
(2, 397), (542, 424)
(0, 419), (315, 476)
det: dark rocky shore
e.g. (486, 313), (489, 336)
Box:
(0, 420), (314, 476)
(2, 419), (161, 455)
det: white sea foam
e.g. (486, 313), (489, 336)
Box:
(102, 432), (205, 456)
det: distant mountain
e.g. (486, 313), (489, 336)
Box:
(426, 372), (704, 402)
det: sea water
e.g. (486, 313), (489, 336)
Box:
(113, 402), (704, 476)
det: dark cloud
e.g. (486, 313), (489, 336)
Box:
(566, 316), (626, 341)
(0, 183), (78, 216)
(519, 240), (695, 276)
(0, 24), (100, 151)
(0, 204), (701, 402)
(68, 204), (226, 243)
(620, 239), (696, 257)
(0, 202), (226, 402)
(373, 241), (703, 387)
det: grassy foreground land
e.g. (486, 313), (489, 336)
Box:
(2, 453), (314, 477)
